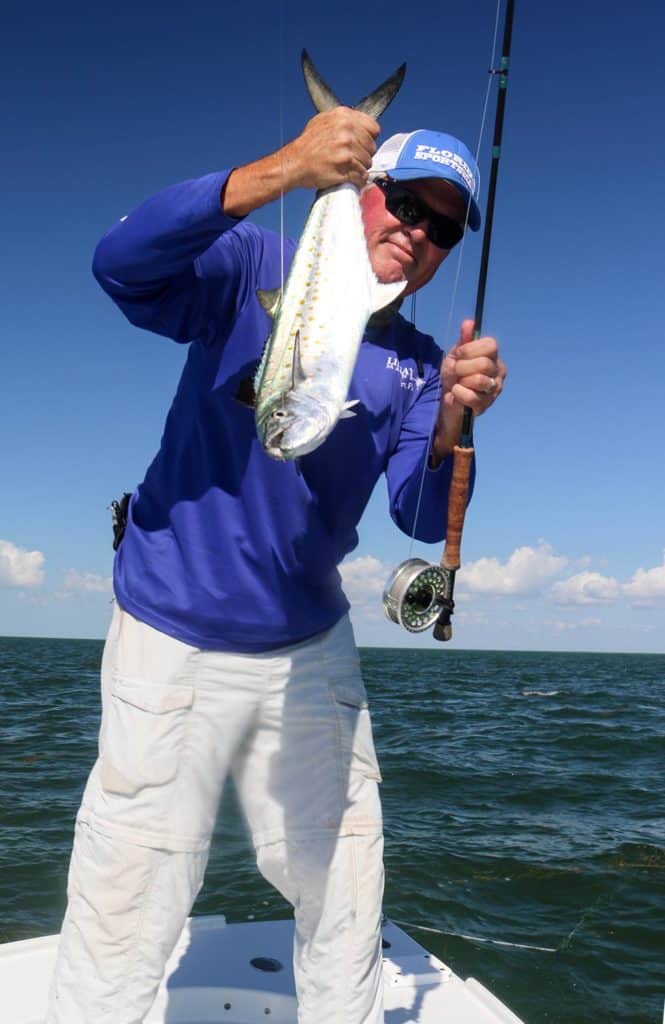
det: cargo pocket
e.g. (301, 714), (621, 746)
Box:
(100, 675), (194, 797)
(330, 682), (382, 783)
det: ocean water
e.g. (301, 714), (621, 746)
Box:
(1, 635), (663, 1024)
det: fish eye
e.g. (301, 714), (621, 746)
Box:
(272, 409), (286, 419)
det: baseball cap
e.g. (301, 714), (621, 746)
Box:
(370, 130), (481, 231)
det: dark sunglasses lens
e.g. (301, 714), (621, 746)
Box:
(427, 218), (463, 250)
(378, 180), (463, 250)
(384, 188), (423, 227)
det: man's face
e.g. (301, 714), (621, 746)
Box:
(360, 177), (467, 295)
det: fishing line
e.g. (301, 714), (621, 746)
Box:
(278, 0), (286, 294)
(441, 0), (501, 357)
(394, 880), (622, 956)
(557, 884), (621, 953)
(405, 0), (504, 558)
(391, 918), (558, 954)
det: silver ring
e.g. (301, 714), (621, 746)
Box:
(486, 377), (497, 394)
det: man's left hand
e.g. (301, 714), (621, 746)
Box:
(431, 318), (507, 463)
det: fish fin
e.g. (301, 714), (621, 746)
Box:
(301, 50), (342, 111)
(235, 374), (257, 409)
(370, 278), (407, 313)
(292, 330), (307, 388)
(339, 400), (360, 419)
(355, 63), (406, 119)
(256, 287), (282, 319)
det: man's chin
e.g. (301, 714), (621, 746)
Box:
(374, 258), (410, 286)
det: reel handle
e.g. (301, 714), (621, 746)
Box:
(433, 617), (453, 642)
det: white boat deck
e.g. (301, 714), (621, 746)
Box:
(2, 914), (525, 1023)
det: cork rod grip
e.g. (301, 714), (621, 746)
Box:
(442, 445), (474, 571)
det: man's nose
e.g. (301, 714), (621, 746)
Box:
(403, 220), (428, 241)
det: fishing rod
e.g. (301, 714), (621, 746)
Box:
(383, 0), (515, 641)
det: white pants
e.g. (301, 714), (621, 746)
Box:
(47, 605), (385, 1024)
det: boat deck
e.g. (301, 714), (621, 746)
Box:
(2, 915), (525, 1023)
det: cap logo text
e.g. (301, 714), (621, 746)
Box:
(413, 145), (476, 194)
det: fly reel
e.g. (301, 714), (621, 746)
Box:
(382, 558), (454, 633)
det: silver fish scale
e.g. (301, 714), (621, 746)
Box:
(255, 196), (330, 404)
(254, 185), (405, 457)
(257, 188), (370, 402)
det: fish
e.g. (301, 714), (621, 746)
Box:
(253, 50), (407, 461)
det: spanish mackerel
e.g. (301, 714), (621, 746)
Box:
(254, 51), (407, 461)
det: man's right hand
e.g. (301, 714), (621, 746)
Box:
(223, 108), (380, 218)
(284, 108), (380, 191)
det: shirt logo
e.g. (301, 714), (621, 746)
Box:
(386, 356), (425, 392)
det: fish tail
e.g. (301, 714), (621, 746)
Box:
(301, 50), (342, 111)
(301, 50), (406, 119)
(354, 64), (406, 119)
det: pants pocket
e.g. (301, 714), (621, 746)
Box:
(331, 683), (382, 783)
(100, 675), (194, 796)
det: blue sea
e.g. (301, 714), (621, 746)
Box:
(1, 636), (663, 1023)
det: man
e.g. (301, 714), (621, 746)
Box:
(48, 105), (506, 1023)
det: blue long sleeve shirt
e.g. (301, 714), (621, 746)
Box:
(93, 171), (473, 651)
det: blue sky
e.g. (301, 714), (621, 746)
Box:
(1, 0), (664, 651)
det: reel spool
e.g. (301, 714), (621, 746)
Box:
(382, 558), (453, 633)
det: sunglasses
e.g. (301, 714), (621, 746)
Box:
(373, 177), (465, 250)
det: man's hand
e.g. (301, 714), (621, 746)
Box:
(431, 318), (507, 465)
(223, 108), (379, 217)
(285, 108), (379, 190)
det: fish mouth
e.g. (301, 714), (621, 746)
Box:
(265, 420), (330, 461)
(259, 387), (336, 461)
(263, 415), (297, 460)
(261, 402), (333, 461)
(279, 428), (329, 460)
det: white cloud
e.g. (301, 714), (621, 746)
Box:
(622, 552), (665, 604)
(0, 539), (45, 587)
(453, 608), (489, 627)
(457, 541), (568, 595)
(340, 555), (390, 606)
(551, 571), (620, 605)
(56, 570), (113, 599)
(342, 546), (665, 645)
(544, 617), (602, 632)
(551, 553), (665, 607)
